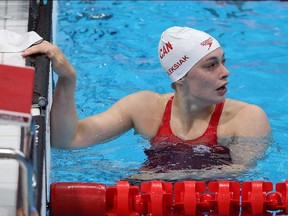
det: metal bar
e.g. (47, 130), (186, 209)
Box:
(0, 148), (35, 216)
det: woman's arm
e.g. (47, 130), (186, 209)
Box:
(226, 103), (272, 168)
(22, 41), (136, 149)
(23, 41), (79, 148)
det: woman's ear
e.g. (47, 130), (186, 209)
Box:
(176, 77), (185, 85)
(172, 74), (188, 89)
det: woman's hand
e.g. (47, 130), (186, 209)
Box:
(22, 40), (78, 148)
(22, 41), (76, 80)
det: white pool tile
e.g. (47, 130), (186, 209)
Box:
(5, 26), (28, 34)
(0, 160), (19, 183)
(5, 19), (28, 27)
(0, 206), (16, 216)
(0, 182), (18, 215)
(7, 1), (29, 19)
(0, 183), (18, 203)
(0, 20), (4, 28)
(0, 125), (21, 149)
(0, 137), (20, 149)
(0, 125), (21, 136)
(0, 0), (29, 34)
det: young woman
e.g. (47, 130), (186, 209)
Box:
(22, 26), (271, 179)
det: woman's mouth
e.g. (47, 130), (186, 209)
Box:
(216, 84), (228, 95)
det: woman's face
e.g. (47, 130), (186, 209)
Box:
(181, 48), (230, 105)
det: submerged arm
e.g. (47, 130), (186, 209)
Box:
(233, 133), (272, 166)
(224, 103), (272, 170)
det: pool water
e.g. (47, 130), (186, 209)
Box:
(51, 1), (288, 186)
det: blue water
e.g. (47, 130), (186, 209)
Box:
(51, 1), (288, 186)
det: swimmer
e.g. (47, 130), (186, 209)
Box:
(22, 26), (271, 179)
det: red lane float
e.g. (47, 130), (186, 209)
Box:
(140, 181), (173, 215)
(208, 181), (240, 216)
(174, 181), (206, 215)
(50, 182), (106, 216)
(106, 181), (139, 216)
(242, 181), (273, 215)
(50, 180), (288, 216)
(276, 181), (288, 213)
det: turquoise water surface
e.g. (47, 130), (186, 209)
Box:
(51, 1), (288, 186)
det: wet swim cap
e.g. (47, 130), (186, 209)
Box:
(158, 26), (220, 82)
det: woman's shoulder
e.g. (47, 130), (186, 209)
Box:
(113, 91), (174, 120)
(224, 98), (266, 116)
(121, 90), (173, 106)
(115, 91), (174, 137)
(222, 98), (270, 136)
(130, 90), (173, 99)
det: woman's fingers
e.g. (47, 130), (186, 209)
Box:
(21, 41), (60, 70)
(21, 41), (76, 79)
(21, 40), (51, 57)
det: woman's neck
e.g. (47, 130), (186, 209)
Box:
(171, 93), (216, 134)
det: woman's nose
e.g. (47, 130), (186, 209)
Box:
(219, 64), (230, 79)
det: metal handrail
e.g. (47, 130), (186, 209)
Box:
(0, 148), (35, 216)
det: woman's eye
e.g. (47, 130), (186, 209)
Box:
(222, 59), (226, 65)
(208, 62), (216, 68)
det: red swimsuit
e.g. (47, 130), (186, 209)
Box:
(143, 96), (232, 171)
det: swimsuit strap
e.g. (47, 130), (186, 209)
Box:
(155, 96), (224, 138)
(162, 96), (173, 127)
(156, 96), (174, 135)
(208, 100), (224, 130)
